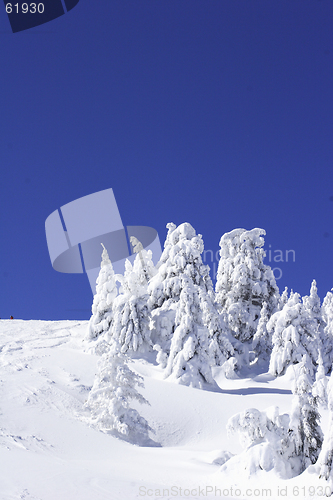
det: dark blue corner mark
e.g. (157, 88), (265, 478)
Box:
(4, 0), (80, 33)
(64, 0), (79, 12)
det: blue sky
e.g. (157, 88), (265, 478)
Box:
(0, 0), (332, 320)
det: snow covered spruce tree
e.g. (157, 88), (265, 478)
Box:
(215, 228), (279, 346)
(164, 280), (214, 388)
(148, 222), (235, 379)
(322, 289), (333, 374)
(278, 286), (289, 311)
(129, 236), (156, 283)
(303, 280), (323, 331)
(303, 280), (325, 357)
(87, 243), (118, 343)
(148, 222), (211, 354)
(85, 340), (153, 445)
(268, 292), (319, 377)
(313, 351), (328, 409)
(252, 301), (271, 364)
(108, 251), (153, 355)
(287, 355), (323, 475)
(318, 368), (333, 481)
(201, 294), (236, 371)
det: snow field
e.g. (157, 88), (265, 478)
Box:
(1, 319), (324, 499)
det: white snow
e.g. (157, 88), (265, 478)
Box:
(0, 319), (330, 499)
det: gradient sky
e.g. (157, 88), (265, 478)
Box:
(0, 0), (332, 321)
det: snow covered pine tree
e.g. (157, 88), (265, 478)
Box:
(149, 222), (209, 359)
(313, 351), (328, 409)
(85, 340), (153, 445)
(215, 228), (279, 349)
(164, 279), (214, 388)
(287, 355), (323, 475)
(87, 243), (118, 343)
(322, 289), (333, 374)
(278, 286), (289, 311)
(303, 280), (324, 338)
(109, 249), (154, 355)
(252, 301), (271, 364)
(318, 367), (333, 482)
(149, 222), (224, 387)
(269, 292), (320, 377)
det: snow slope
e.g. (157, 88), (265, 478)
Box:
(0, 320), (329, 500)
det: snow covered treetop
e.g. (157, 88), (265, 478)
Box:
(302, 279), (321, 315)
(100, 243), (112, 267)
(148, 222), (213, 311)
(219, 228), (266, 259)
(165, 222), (201, 248)
(155, 222), (207, 281)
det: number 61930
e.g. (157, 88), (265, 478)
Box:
(6, 3), (45, 14)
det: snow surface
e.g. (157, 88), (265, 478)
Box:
(0, 319), (330, 499)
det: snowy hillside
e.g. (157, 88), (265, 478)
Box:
(0, 319), (330, 500)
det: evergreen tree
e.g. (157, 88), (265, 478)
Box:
(215, 228), (279, 344)
(303, 280), (325, 359)
(85, 340), (153, 444)
(108, 255), (152, 355)
(278, 287), (289, 310)
(252, 302), (271, 363)
(287, 355), (323, 474)
(164, 280), (214, 388)
(129, 237), (156, 283)
(303, 280), (322, 325)
(318, 368), (333, 480)
(203, 300), (235, 369)
(322, 290), (333, 374)
(148, 222), (221, 364)
(313, 351), (328, 409)
(269, 293), (319, 377)
(87, 244), (118, 342)
(198, 280), (240, 370)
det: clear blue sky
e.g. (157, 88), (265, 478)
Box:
(0, 1), (332, 320)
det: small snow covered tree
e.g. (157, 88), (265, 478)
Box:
(278, 287), (289, 311)
(269, 292), (319, 377)
(227, 407), (267, 448)
(129, 237), (156, 283)
(313, 352), (328, 408)
(164, 280), (214, 388)
(109, 254), (152, 355)
(87, 244), (118, 342)
(202, 298), (235, 369)
(85, 340), (153, 444)
(303, 280), (323, 327)
(303, 279), (325, 357)
(318, 368), (333, 481)
(226, 406), (293, 477)
(215, 228), (279, 344)
(287, 355), (323, 475)
(322, 290), (333, 374)
(252, 302), (271, 363)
